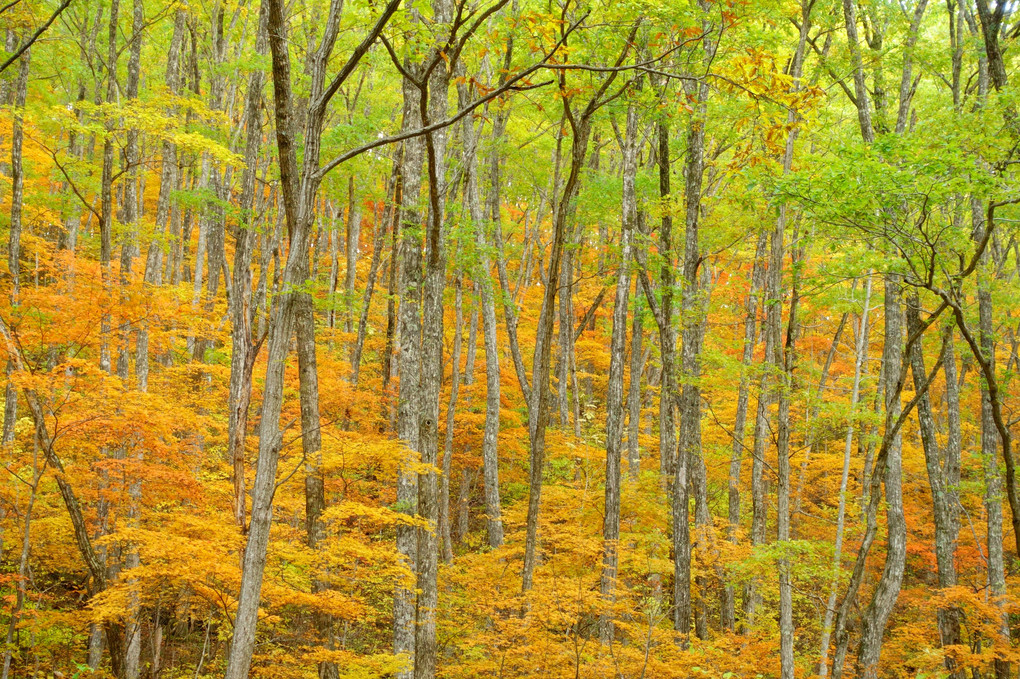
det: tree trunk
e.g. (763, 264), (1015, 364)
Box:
(463, 297), (479, 386)
(0, 432), (44, 679)
(679, 46), (712, 636)
(8, 43), (29, 304)
(226, 5), (268, 533)
(744, 228), (779, 631)
(599, 98), (636, 644)
(776, 228), (798, 679)
(907, 292), (964, 678)
(351, 155), (400, 385)
(413, 14), (453, 673)
(722, 230), (765, 631)
(521, 112), (593, 594)
(394, 62), (426, 677)
(626, 291), (644, 479)
(854, 276), (906, 679)
(776, 10), (810, 675)
(975, 212), (1011, 679)
(440, 279), (464, 561)
(344, 178), (362, 333)
(817, 275), (872, 678)
(4, 37), (28, 450)
(459, 85), (505, 550)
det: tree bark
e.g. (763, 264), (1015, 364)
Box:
(853, 277), (906, 679)
(137, 8), (186, 390)
(0, 432), (45, 679)
(226, 4), (269, 533)
(394, 63), (426, 679)
(460, 83), (505, 549)
(599, 97), (636, 644)
(722, 230), (765, 631)
(351, 155), (400, 385)
(906, 292), (964, 678)
(776, 10), (810, 675)
(679, 41), (712, 635)
(817, 275), (872, 677)
(626, 291), (644, 479)
(440, 279), (464, 561)
(413, 10), (453, 671)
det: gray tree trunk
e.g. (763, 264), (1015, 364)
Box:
(344, 179), (362, 333)
(907, 292), (964, 678)
(817, 275), (872, 678)
(679, 50), (712, 635)
(975, 205), (1011, 679)
(226, 5), (268, 533)
(459, 88), (505, 549)
(8, 43), (29, 304)
(394, 75), (425, 676)
(722, 230), (765, 632)
(440, 279), (464, 561)
(854, 277), (906, 679)
(626, 292), (644, 479)
(413, 17), (453, 671)
(137, 8), (186, 390)
(351, 158), (399, 385)
(599, 99), (637, 644)
(776, 10), (810, 675)
(4, 37), (29, 449)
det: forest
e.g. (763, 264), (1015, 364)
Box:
(0, 0), (1018, 676)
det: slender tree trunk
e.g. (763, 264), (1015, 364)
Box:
(440, 279), (464, 561)
(4, 39), (29, 448)
(0, 435), (44, 679)
(854, 276), (906, 679)
(8, 44), (29, 304)
(382, 182), (401, 415)
(776, 228), (798, 679)
(557, 246), (573, 428)
(296, 246), (335, 679)
(226, 5), (268, 533)
(722, 231), (765, 631)
(599, 98), (637, 644)
(463, 296), (479, 385)
(638, 114), (682, 634)
(678, 40), (713, 636)
(122, 10), (145, 671)
(344, 178), (362, 333)
(459, 87), (505, 549)
(626, 291), (644, 479)
(116, 0), (144, 390)
(939, 329), (964, 678)
(521, 112), (593, 594)
(776, 10), (810, 675)
(413, 15), (453, 673)
(818, 275), (872, 678)
(351, 156), (400, 385)
(744, 231), (780, 630)
(975, 216), (1011, 679)
(394, 64), (427, 679)
(455, 467), (473, 543)
(906, 292), (964, 678)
